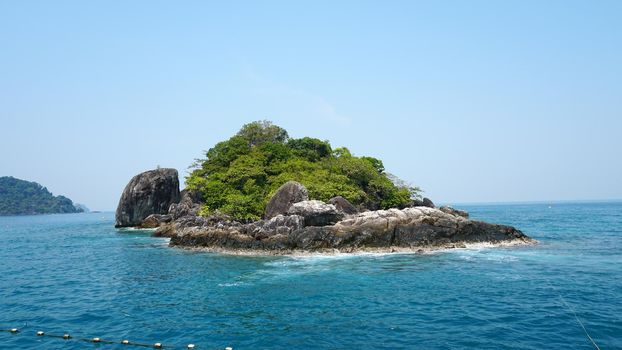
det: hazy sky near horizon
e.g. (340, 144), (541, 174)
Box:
(1, 1), (621, 211)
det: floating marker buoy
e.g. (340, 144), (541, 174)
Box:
(10, 327), (206, 349)
(225, 347), (233, 350)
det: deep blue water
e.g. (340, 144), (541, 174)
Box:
(0, 202), (620, 349)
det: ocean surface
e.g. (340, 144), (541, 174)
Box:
(0, 202), (620, 349)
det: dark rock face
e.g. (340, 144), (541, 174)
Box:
(287, 200), (344, 226)
(328, 196), (358, 215)
(422, 197), (435, 208)
(264, 181), (309, 219)
(439, 206), (469, 219)
(115, 168), (181, 227)
(161, 206), (533, 253)
(181, 188), (203, 203)
(168, 188), (202, 219)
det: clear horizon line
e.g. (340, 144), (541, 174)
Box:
(444, 198), (622, 206)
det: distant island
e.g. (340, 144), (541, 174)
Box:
(0, 176), (85, 216)
(114, 121), (533, 254)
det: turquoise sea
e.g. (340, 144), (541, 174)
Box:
(0, 202), (620, 349)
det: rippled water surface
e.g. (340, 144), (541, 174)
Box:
(1, 202), (621, 349)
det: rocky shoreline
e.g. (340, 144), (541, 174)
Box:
(115, 169), (535, 255)
(162, 239), (535, 256)
(154, 206), (534, 254)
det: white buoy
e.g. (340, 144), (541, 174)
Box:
(92, 337), (101, 342)
(36, 331), (44, 336)
(225, 347), (233, 350)
(122, 339), (130, 344)
(154, 342), (163, 348)
(63, 333), (71, 339)
(187, 344), (196, 349)
(9, 328), (18, 333)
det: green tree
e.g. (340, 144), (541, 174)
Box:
(236, 120), (289, 147)
(186, 121), (420, 220)
(287, 137), (332, 162)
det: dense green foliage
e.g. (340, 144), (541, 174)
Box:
(187, 121), (420, 221)
(0, 176), (84, 215)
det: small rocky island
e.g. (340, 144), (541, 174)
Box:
(115, 122), (533, 254)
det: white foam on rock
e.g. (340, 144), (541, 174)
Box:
(173, 238), (536, 257)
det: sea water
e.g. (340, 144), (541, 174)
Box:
(0, 202), (620, 349)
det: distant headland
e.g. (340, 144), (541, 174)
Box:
(114, 121), (534, 254)
(0, 176), (86, 216)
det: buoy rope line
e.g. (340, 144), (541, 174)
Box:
(0, 327), (232, 350)
(545, 280), (602, 350)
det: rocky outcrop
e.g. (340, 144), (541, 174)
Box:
(168, 188), (202, 219)
(140, 214), (173, 228)
(328, 196), (358, 215)
(439, 206), (469, 219)
(287, 200), (344, 226)
(422, 197), (435, 208)
(115, 168), (181, 227)
(412, 197), (435, 208)
(264, 181), (309, 219)
(158, 206), (533, 254)
(139, 176), (532, 254)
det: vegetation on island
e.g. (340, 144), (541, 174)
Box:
(187, 121), (420, 221)
(0, 176), (84, 215)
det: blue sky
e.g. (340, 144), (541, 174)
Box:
(1, 1), (621, 210)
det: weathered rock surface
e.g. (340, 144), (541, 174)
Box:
(287, 200), (344, 226)
(140, 214), (173, 228)
(264, 181), (309, 219)
(439, 206), (469, 218)
(422, 197), (435, 208)
(168, 188), (202, 219)
(328, 196), (358, 215)
(412, 197), (435, 208)
(158, 206), (533, 254)
(115, 168), (181, 227)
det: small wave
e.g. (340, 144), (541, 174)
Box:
(217, 281), (246, 287)
(171, 240), (535, 261)
(116, 227), (156, 232)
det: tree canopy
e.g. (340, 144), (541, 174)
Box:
(187, 121), (420, 221)
(0, 176), (84, 215)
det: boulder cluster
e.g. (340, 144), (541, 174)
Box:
(115, 169), (533, 254)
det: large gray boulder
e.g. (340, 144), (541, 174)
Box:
(115, 168), (180, 227)
(328, 196), (358, 215)
(412, 197), (435, 208)
(287, 200), (344, 226)
(264, 181), (309, 219)
(422, 197), (435, 208)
